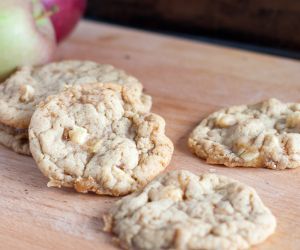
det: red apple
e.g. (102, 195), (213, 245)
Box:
(42, 0), (87, 43)
(0, 0), (56, 81)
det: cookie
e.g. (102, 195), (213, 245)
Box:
(103, 170), (276, 250)
(189, 98), (300, 169)
(29, 83), (173, 196)
(0, 123), (30, 155)
(0, 60), (151, 129)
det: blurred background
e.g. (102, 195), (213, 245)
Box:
(85, 0), (300, 59)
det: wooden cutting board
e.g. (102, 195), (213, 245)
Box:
(1, 20), (299, 250)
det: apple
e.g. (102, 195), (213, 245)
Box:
(42, 0), (87, 43)
(0, 0), (56, 81)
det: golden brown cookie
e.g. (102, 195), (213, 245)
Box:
(104, 170), (276, 250)
(29, 83), (173, 196)
(189, 98), (300, 169)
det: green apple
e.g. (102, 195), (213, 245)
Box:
(0, 0), (56, 81)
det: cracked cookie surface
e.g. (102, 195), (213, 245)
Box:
(0, 60), (151, 129)
(103, 170), (276, 250)
(0, 124), (30, 155)
(29, 83), (173, 196)
(189, 98), (300, 169)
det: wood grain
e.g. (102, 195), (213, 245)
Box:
(1, 20), (300, 250)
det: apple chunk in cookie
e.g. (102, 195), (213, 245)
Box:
(29, 83), (173, 196)
(103, 170), (276, 250)
(189, 98), (300, 169)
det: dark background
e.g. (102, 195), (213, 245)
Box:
(85, 0), (300, 59)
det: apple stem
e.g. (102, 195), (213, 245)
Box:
(35, 5), (59, 21)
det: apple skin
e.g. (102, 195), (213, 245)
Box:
(0, 0), (56, 81)
(42, 0), (87, 43)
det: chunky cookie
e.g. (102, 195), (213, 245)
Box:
(0, 124), (30, 155)
(189, 98), (300, 169)
(0, 60), (151, 129)
(103, 170), (276, 250)
(29, 83), (173, 196)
